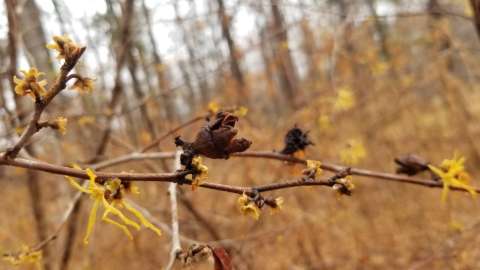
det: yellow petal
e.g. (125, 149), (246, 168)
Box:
(83, 198), (100, 245)
(85, 168), (97, 188)
(102, 212), (133, 240)
(66, 176), (90, 193)
(102, 197), (140, 230)
(123, 201), (162, 236)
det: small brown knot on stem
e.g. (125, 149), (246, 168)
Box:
(394, 154), (430, 176)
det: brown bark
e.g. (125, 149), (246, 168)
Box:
(174, 0), (210, 105)
(365, 0), (391, 60)
(5, 2), (51, 270)
(270, 0), (299, 108)
(93, 0), (134, 161)
(18, 0), (54, 75)
(216, 0), (247, 100)
(470, 0), (480, 39)
(141, 0), (175, 122)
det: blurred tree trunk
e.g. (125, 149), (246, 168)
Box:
(5, 2), (50, 270)
(51, 0), (67, 34)
(176, 0), (210, 106)
(128, 49), (157, 139)
(299, 18), (319, 83)
(270, 0), (300, 109)
(141, 0), (176, 122)
(428, 0), (480, 165)
(216, 0), (247, 101)
(92, 0), (134, 160)
(105, 0), (140, 146)
(365, 0), (391, 60)
(178, 60), (196, 110)
(469, 0), (480, 40)
(18, 0), (54, 76)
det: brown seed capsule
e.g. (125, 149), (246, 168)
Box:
(177, 112), (252, 162)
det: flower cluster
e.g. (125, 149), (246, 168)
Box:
(189, 156), (208, 190)
(302, 160), (323, 180)
(428, 154), (476, 202)
(237, 193), (284, 220)
(237, 193), (261, 220)
(67, 168), (161, 244)
(13, 68), (48, 99)
(46, 35), (82, 60)
(72, 77), (95, 93)
(332, 176), (355, 196)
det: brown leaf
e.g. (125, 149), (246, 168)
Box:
(210, 246), (232, 270)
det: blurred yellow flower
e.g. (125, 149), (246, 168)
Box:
(237, 193), (260, 220)
(46, 35), (80, 59)
(340, 139), (366, 165)
(208, 101), (220, 114)
(371, 62), (389, 76)
(306, 160), (323, 176)
(55, 116), (67, 135)
(428, 154), (476, 203)
(233, 106), (248, 117)
(13, 68), (47, 99)
(77, 115), (95, 126)
(333, 87), (355, 111)
(3, 245), (42, 269)
(317, 114), (331, 131)
(72, 77), (94, 93)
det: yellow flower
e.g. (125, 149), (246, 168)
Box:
(302, 160), (323, 180)
(3, 245), (42, 269)
(55, 116), (67, 135)
(307, 160), (322, 174)
(233, 106), (248, 117)
(339, 139), (366, 165)
(67, 168), (161, 244)
(332, 176), (355, 196)
(13, 68), (48, 99)
(428, 154), (476, 203)
(237, 193), (260, 220)
(208, 101), (220, 114)
(72, 77), (94, 93)
(77, 116), (95, 126)
(333, 87), (355, 111)
(46, 35), (80, 59)
(317, 114), (331, 131)
(191, 156), (208, 191)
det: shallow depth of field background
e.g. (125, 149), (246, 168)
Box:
(1, 0), (480, 269)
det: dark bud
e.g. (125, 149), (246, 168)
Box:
(394, 154), (430, 176)
(280, 126), (314, 155)
(175, 136), (196, 168)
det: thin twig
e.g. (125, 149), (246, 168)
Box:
(166, 149), (183, 270)
(2, 46), (86, 159)
(141, 115), (207, 153)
